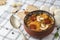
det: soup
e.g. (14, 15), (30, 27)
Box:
(24, 12), (54, 32)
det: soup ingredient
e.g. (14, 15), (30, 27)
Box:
(37, 16), (44, 22)
(25, 5), (39, 12)
(41, 24), (45, 28)
(44, 18), (51, 24)
(0, 0), (6, 5)
(37, 16), (40, 22)
(29, 24), (36, 30)
(28, 21), (40, 31)
(54, 26), (60, 38)
(54, 32), (59, 38)
(12, 2), (22, 8)
(40, 17), (44, 20)
(30, 15), (36, 21)
(41, 13), (48, 19)
(40, 24), (49, 30)
(25, 12), (54, 31)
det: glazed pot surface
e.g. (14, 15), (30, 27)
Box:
(24, 10), (55, 38)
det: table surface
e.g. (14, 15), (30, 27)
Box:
(0, 0), (60, 40)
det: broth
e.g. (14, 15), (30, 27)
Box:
(25, 12), (54, 32)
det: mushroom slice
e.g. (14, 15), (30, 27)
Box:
(40, 24), (49, 30)
(37, 16), (40, 22)
(37, 16), (44, 22)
